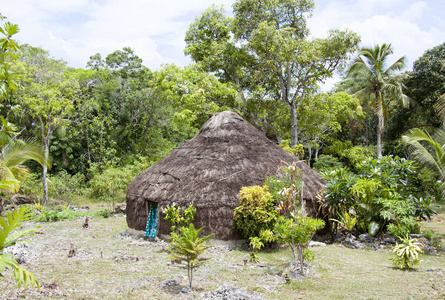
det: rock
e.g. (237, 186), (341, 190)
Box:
(3, 242), (29, 263)
(202, 285), (265, 300)
(114, 202), (126, 214)
(309, 241), (326, 247)
(342, 238), (362, 249)
(359, 233), (371, 243)
(409, 234), (422, 239)
(417, 237), (436, 255)
(69, 206), (90, 212)
(68, 243), (77, 258)
(383, 237), (396, 245)
(10, 194), (37, 205)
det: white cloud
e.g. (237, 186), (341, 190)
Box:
(1, 0), (443, 79)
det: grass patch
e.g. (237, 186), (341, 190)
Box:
(0, 206), (444, 299)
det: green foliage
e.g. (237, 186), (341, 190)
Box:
(321, 156), (432, 237)
(167, 223), (214, 288)
(421, 229), (442, 250)
(49, 170), (86, 204)
(0, 207), (40, 290)
(330, 211), (357, 232)
(387, 217), (421, 238)
(233, 186), (278, 239)
(0, 15), (20, 101)
(312, 154), (344, 171)
(298, 92), (363, 160)
(279, 140), (304, 159)
(269, 213), (325, 274)
(18, 173), (42, 197)
(324, 140), (374, 167)
(88, 158), (151, 208)
(410, 196), (439, 221)
(249, 236), (264, 263)
(389, 236), (423, 269)
(163, 203), (196, 234)
(403, 42), (445, 129)
(33, 208), (110, 222)
(185, 1), (360, 146)
(0, 139), (49, 192)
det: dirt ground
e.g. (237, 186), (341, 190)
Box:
(1, 214), (444, 299)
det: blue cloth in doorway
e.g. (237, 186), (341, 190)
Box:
(145, 202), (158, 238)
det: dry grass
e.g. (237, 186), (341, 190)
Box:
(0, 211), (444, 300)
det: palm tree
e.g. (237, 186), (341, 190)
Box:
(0, 139), (49, 192)
(404, 61), (445, 182)
(347, 43), (409, 158)
(402, 128), (445, 180)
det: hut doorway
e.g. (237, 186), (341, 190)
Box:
(144, 201), (158, 238)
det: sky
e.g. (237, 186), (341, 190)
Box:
(1, 0), (445, 89)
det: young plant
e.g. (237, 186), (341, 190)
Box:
(389, 236), (423, 269)
(164, 203), (196, 234)
(271, 213), (325, 275)
(0, 206), (40, 290)
(249, 236), (264, 263)
(167, 223), (214, 288)
(330, 211), (357, 232)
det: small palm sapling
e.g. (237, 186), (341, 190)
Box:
(167, 223), (214, 288)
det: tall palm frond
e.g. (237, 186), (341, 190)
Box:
(402, 128), (445, 176)
(0, 139), (50, 191)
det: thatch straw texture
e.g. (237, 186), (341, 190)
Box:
(126, 111), (325, 240)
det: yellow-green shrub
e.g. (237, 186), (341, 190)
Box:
(233, 186), (278, 239)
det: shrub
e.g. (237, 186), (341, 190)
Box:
(387, 216), (421, 238)
(279, 140), (304, 159)
(233, 186), (278, 239)
(49, 170), (86, 204)
(33, 209), (112, 222)
(321, 156), (434, 237)
(389, 236), (423, 269)
(313, 154), (344, 171)
(163, 203), (196, 234)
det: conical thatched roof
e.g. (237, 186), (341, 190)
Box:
(126, 111), (325, 240)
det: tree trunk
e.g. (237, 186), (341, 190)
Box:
(42, 141), (49, 204)
(297, 246), (304, 275)
(61, 148), (69, 168)
(315, 147), (320, 159)
(307, 146), (312, 167)
(290, 102), (298, 146)
(376, 95), (384, 158)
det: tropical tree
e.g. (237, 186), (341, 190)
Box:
(347, 43), (409, 158)
(14, 45), (80, 203)
(185, 1), (360, 145)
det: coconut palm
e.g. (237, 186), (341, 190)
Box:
(347, 43), (409, 158)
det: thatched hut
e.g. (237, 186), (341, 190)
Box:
(126, 111), (325, 240)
